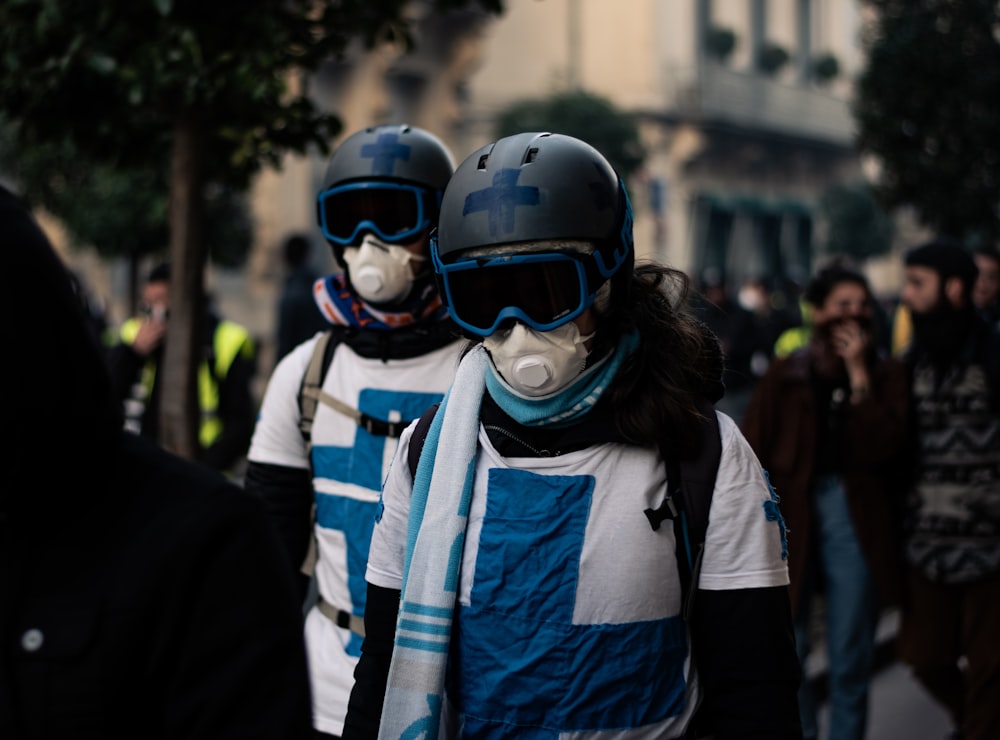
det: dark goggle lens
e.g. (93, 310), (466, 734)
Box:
(446, 257), (587, 334)
(319, 185), (427, 244)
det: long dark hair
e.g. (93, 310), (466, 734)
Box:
(599, 262), (724, 456)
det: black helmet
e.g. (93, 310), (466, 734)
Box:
(435, 132), (632, 268)
(431, 132), (634, 336)
(315, 124), (455, 264)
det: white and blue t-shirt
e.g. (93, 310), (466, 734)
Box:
(248, 333), (464, 736)
(367, 411), (789, 739)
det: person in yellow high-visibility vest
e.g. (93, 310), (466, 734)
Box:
(108, 262), (257, 473)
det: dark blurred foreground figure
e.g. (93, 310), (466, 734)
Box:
(341, 132), (801, 739)
(897, 240), (1000, 740)
(0, 184), (313, 740)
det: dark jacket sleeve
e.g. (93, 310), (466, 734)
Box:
(342, 583), (401, 740)
(159, 484), (314, 740)
(842, 356), (910, 467)
(243, 459), (315, 605)
(689, 586), (803, 740)
(202, 346), (257, 472)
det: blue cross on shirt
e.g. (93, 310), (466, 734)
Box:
(450, 467), (689, 734)
(360, 133), (411, 176)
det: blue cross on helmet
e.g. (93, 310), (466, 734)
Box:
(431, 132), (634, 337)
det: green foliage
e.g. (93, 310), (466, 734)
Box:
(854, 0), (1000, 241)
(0, 117), (252, 267)
(203, 185), (254, 268)
(0, 0), (500, 187)
(705, 26), (737, 62)
(0, 0), (501, 262)
(494, 90), (645, 180)
(819, 181), (894, 261)
(757, 42), (790, 74)
(812, 52), (840, 84)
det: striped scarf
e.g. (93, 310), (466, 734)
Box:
(379, 332), (639, 738)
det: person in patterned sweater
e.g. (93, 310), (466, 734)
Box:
(898, 240), (1000, 740)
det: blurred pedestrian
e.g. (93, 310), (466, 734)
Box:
(737, 275), (788, 374)
(691, 267), (769, 421)
(0, 183), (313, 740)
(244, 124), (464, 739)
(896, 240), (1000, 740)
(972, 244), (1000, 327)
(106, 261), (257, 474)
(742, 263), (910, 740)
(342, 132), (801, 739)
(276, 233), (328, 363)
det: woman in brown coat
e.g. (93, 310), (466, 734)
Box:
(741, 263), (910, 740)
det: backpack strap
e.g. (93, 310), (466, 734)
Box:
(407, 402), (442, 479)
(298, 328), (418, 451)
(296, 331), (337, 582)
(298, 330), (337, 455)
(645, 397), (722, 621)
(677, 400), (722, 620)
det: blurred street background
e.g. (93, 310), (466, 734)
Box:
(809, 609), (955, 739)
(10, 0), (993, 383)
(3, 3), (996, 736)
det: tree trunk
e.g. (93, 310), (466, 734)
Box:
(160, 114), (206, 461)
(127, 250), (141, 316)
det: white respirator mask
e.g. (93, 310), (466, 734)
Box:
(342, 234), (425, 304)
(483, 320), (594, 397)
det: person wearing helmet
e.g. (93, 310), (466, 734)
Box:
(342, 133), (801, 739)
(244, 124), (466, 738)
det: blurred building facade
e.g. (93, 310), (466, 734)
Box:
(245, 1), (871, 347)
(455, 0), (864, 290)
(72, 1), (884, 370)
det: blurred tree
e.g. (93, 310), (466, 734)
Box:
(854, 0), (1000, 243)
(0, 124), (169, 260)
(495, 90), (645, 181)
(819, 181), (894, 262)
(0, 122), (252, 310)
(0, 0), (502, 462)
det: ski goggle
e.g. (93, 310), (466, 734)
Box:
(317, 181), (439, 247)
(432, 244), (595, 337)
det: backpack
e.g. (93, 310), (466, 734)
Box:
(405, 396), (723, 621)
(297, 328), (415, 455)
(295, 328), (423, 584)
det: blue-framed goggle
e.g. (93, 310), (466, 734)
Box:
(432, 244), (595, 337)
(317, 181), (439, 247)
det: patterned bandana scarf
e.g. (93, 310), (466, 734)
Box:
(485, 328), (640, 427)
(313, 273), (448, 330)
